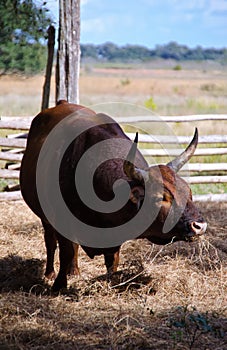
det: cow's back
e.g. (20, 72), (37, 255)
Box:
(20, 102), (147, 223)
(20, 102), (96, 219)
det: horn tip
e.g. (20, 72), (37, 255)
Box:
(194, 127), (199, 144)
(134, 132), (138, 144)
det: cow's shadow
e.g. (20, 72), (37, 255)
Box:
(0, 255), (155, 296)
(0, 255), (49, 294)
(82, 263), (156, 295)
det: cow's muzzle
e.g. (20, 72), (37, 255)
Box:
(191, 221), (207, 235)
(185, 221), (207, 241)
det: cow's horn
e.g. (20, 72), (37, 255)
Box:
(167, 128), (198, 172)
(123, 133), (149, 182)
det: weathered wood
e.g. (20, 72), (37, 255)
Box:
(0, 190), (22, 201)
(1, 191), (227, 203)
(0, 151), (23, 162)
(1, 166), (226, 183)
(2, 148), (24, 154)
(0, 116), (33, 122)
(142, 148), (227, 157)
(6, 163), (21, 170)
(0, 113), (227, 201)
(2, 114), (227, 123)
(182, 163), (227, 173)
(117, 114), (227, 123)
(194, 193), (227, 202)
(127, 133), (227, 144)
(0, 137), (27, 148)
(56, 0), (80, 103)
(7, 132), (28, 139)
(0, 129), (226, 145)
(0, 169), (20, 179)
(0, 120), (31, 130)
(41, 25), (55, 111)
(185, 175), (227, 184)
(4, 184), (20, 191)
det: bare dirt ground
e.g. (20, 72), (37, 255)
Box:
(0, 200), (226, 349)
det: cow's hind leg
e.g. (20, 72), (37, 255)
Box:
(42, 220), (57, 280)
(104, 248), (120, 274)
(52, 233), (74, 291)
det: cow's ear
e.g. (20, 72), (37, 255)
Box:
(130, 186), (145, 209)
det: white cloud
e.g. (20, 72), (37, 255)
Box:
(81, 0), (91, 6)
(142, 0), (206, 11)
(174, 0), (207, 10)
(171, 0), (227, 18)
(207, 0), (227, 16)
(82, 11), (134, 37)
(195, 0), (227, 31)
(209, 0), (227, 11)
(82, 17), (106, 33)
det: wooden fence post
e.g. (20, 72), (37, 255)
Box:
(41, 25), (55, 111)
(56, 0), (80, 104)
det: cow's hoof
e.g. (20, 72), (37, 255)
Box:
(45, 270), (56, 280)
(52, 276), (67, 292)
(69, 266), (80, 276)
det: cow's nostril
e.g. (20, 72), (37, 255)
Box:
(191, 221), (207, 235)
(193, 223), (202, 230)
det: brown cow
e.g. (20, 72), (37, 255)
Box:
(20, 101), (207, 291)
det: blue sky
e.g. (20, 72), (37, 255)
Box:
(46, 0), (227, 48)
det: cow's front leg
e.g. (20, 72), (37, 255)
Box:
(69, 243), (80, 276)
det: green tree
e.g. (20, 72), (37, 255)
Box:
(80, 42), (227, 63)
(81, 43), (98, 60)
(0, 0), (53, 73)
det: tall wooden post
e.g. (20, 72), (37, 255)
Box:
(41, 25), (55, 111)
(56, 0), (80, 104)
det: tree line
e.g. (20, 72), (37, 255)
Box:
(81, 41), (227, 63)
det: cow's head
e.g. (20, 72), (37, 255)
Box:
(124, 129), (207, 244)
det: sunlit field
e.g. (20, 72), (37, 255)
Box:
(1, 61), (227, 120)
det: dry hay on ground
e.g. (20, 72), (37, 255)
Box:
(0, 201), (226, 349)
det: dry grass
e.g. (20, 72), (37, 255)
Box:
(0, 200), (226, 349)
(1, 66), (227, 118)
(1, 67), (227, 145)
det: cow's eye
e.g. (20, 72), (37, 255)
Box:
(154, 192), (172, 204)
(163, 192), (172, 202)
(155, 196), (163, 203)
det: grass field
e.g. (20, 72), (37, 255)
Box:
(1, 63), (227, 117)
(0, 200), (226, 349)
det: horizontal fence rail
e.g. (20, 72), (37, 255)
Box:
(1, 114), (227, 128)
(141, 148), (227, 157)
(0, 114), (227, 202)
(0, 137), (27, 148)
(126, 133), (227, 144)
(0, 151), (23, 162)
(116, 114), (227, 123)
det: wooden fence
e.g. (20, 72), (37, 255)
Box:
(0, 114), (227, 202)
